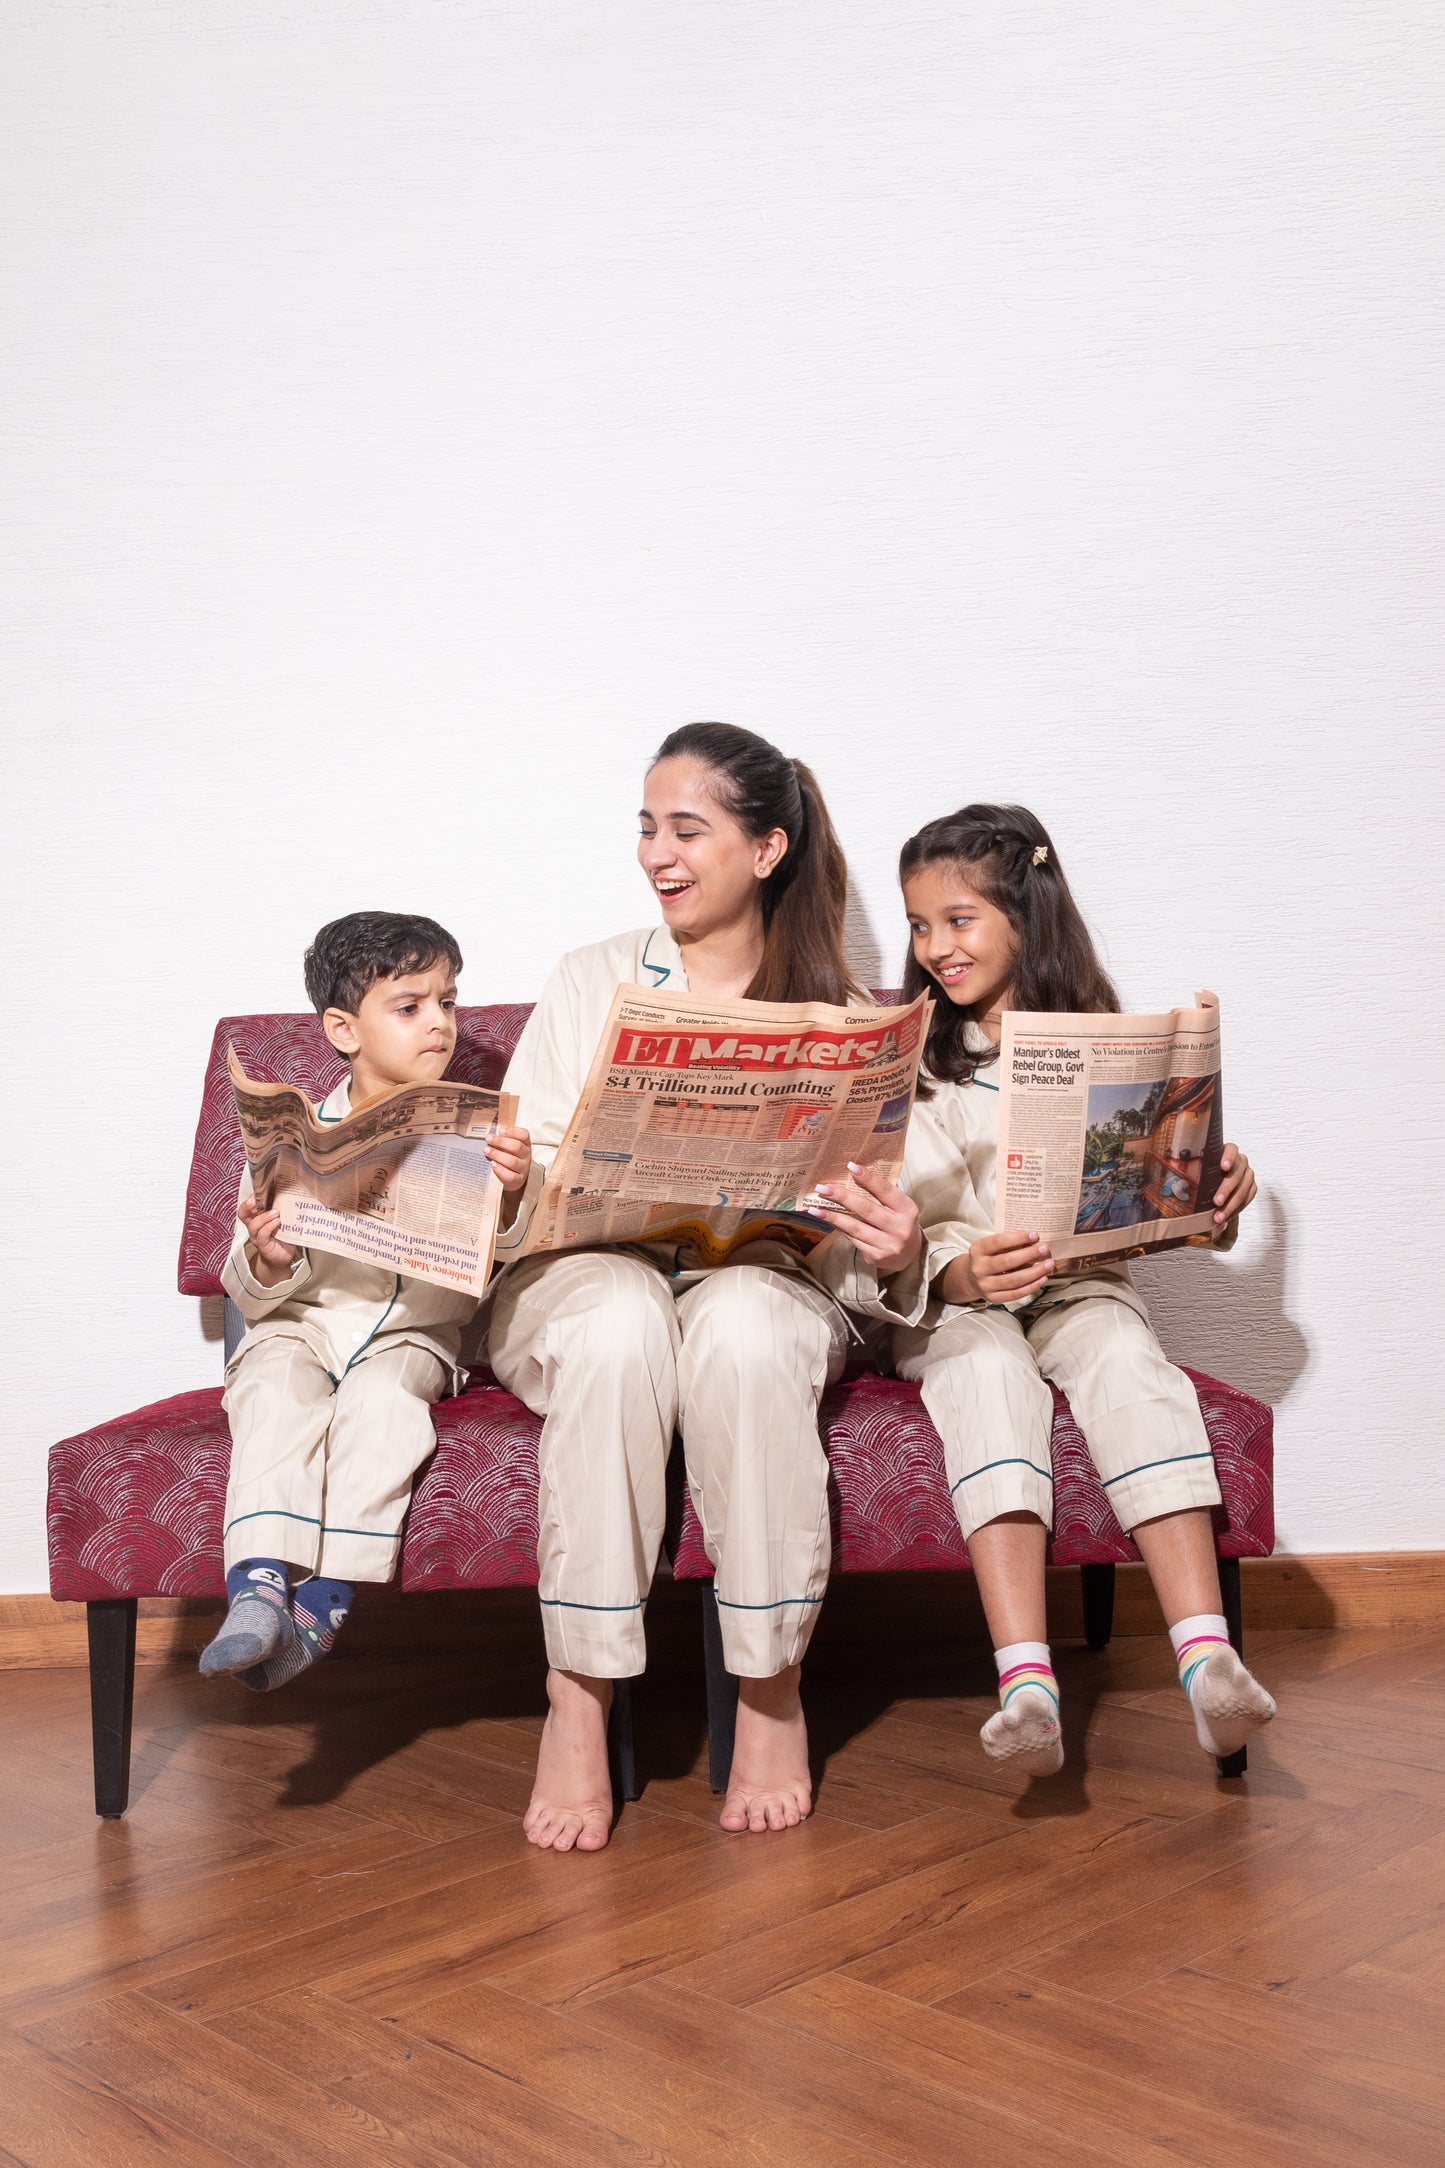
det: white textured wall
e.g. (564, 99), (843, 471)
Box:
(4, 0), (1442, 1589)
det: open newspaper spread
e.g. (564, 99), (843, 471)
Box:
(994, 993), (1226, 1271)
(523, 984), (932, 1262)
(227, 1048), (518, 1295)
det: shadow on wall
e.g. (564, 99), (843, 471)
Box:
(1133, 1191), (1310, 1407)
(847, 884), (888, 993)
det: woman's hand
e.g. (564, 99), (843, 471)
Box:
(814, 1162), (921, 1275)
(939, 1230), (1053, 1308)
(1213, 1145), (1256, 1226)
(238, 1195), (299, 1287)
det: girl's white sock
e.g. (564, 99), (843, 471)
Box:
(982, 1640), (1063, 1774)
(1169, 1613), (1276, 1758)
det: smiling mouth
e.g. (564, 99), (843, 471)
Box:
(934, 962), (970, 983)
(654, 879), (695, 900)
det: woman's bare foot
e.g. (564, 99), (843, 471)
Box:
(720, 1664), (813, 1833)
(523, 1669), (616, 1852)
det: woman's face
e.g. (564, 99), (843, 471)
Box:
(638, 756), (787, 937)
(903, 861), (1018, 1014)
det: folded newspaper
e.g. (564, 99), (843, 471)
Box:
(994, 993), (1227, 1271)
(227, 1048), (517, 1295)
(523, 984), (932, 1261)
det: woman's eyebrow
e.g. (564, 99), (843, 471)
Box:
(640, 806), (713, 826)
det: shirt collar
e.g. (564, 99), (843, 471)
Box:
(640, 924), (688, 989)
(316, 1076), (352, 1124)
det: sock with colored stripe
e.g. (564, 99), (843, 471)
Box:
(239, 1576), (354, 1694)
(981, 1641), (1063, 1774)
(200, 1559), (294, 1678)
(1169, 1613), (1276, 1757)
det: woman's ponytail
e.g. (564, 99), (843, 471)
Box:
(650, 724), (852, 1006)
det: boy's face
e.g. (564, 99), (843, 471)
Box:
(323, 958), (459, 1099)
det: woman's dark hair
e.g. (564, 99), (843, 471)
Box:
(898, 804), (1119, 1093)
(651, 721), (851, 1005)
(303, 912), (463, 1016)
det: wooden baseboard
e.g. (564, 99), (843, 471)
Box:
(4, 1554), (1442, 1670)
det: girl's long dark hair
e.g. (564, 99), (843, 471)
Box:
(651, 721), (851, 1005)
(899, 804), (1120, 1094)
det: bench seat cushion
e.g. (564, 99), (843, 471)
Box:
(48, 1366), (1271, 1603)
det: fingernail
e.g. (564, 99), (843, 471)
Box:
(847, 1162), (865, 1175)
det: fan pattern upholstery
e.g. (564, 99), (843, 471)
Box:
(51, 1001), (1273, 1607)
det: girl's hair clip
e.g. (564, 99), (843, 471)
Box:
(1031, 844), (1049, 866)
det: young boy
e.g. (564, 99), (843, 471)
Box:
(203, 911), (531, 1690)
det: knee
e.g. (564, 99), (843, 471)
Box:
(921, 1331), (1045, 1419)
(681, 1271), (832, 1387)
(546, 1255), (676, 1372)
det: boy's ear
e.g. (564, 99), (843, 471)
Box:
(322, 1007), (360, 1056)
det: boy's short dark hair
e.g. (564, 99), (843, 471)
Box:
(303, 913), (464, 1016)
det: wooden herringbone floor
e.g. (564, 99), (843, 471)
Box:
(2, 1581), (1443, 2166)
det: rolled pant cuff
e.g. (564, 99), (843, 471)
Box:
(1108, 1458), (1223, 1536)
(223, 1515), (321, 1576)
(949, 1465), (1054, 1545)
(715, 1598), (823, 1677)
(317, 1535), (402, 1583)
(540, 1603), (648, 1679)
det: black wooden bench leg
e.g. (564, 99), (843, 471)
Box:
(701, 1582), (739, 1794)
(1216, 1553), (1248, 1779)
(607, 1678), (640, 1804)
(87, 1599), (137, 1819)
(1081, 1562), (1116, 1651)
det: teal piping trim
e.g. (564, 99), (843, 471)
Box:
(640, 928), (674, 986)
(340, 1275), (402, 1376)
(1102, 1450), (1214, 1488)
(950, 1457), (1052, 1494)
(538, 1597), (646, 1611)
(714, 1594), (822, 1609)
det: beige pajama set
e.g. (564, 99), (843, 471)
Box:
(221, 1079), (475, 1582)
(488, 926), (929, 1680)
(893, 1055), (1226, 1542)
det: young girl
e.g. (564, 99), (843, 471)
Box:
(892, 804), (1275, 1775)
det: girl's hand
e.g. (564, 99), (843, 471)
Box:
(814, 1161), (922, 1275)
(1213, 1145), (1256, 1226)
(943, 1230), (1053, 1307)
(486, 1126), (533, 1196)
(238, 1195), (299, 1286)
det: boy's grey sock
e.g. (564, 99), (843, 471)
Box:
(239, 1576), (353, 1694)
(199, 1560), (294, 1678)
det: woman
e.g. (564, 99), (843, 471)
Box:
(491, 723), (925, 1851)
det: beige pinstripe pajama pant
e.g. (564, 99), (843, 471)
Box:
(488, 1249), (848, 1678)
(893, 1281), (1222, 1541)
(221, 1336), (447, 1581)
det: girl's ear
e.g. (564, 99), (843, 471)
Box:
(322, 1007), (360, 1055)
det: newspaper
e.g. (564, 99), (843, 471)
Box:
(523, 984), (931, 1261)
(227, 1047), (517, 1295)
(994, 993), (1227, 1271)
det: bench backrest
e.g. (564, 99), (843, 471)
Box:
(177, 1005), (535, 1296)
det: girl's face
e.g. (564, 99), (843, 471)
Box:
(638, 756), (787, 938)
(904, 861), (1018, 1015)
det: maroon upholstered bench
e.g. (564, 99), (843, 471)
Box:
(48, 1001), (1274, 1817)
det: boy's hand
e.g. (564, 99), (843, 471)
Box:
(941, 1230), (1054, 1308)
(1213, 1145), (1256, 1226)
(238, 1196), (299, 1286)
(488, 1126), (532, 1232)
(486, 1126), (532, 1195)
(814, 1162), (922, 1275)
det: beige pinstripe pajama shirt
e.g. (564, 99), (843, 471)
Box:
(892, 1055), (1228, 1543)
(489, 926), (929, 1679)
(221, 1078), (476, 1582)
